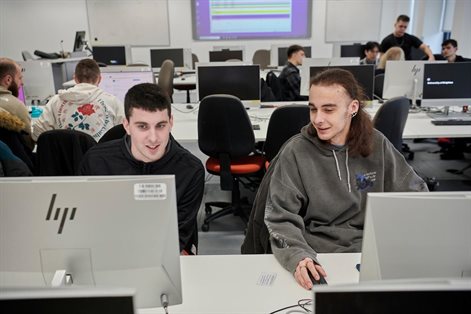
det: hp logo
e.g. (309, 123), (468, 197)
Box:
(45, 194), (77, 234)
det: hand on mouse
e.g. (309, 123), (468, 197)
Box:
(294, 257), (327, 290)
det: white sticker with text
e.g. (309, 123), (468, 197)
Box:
(134, 183), (167, 200)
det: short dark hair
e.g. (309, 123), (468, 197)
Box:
(124, 83), (171, 120)
(310, 69), (373, 157)
(0, 58), (19, 81)
(442, 39), (458, 48)
(396, 15), (410, 23)
(364, 41), (380, 52)
(74, 59), (100, 83)
(287, 45), (304, 58)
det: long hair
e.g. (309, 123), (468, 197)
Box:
(310, 68), (373, 157)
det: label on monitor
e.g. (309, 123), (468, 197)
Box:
(134, 183), (167, 200)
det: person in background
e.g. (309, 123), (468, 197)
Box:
(375, 47), (405, 75)
(278, 45), (309, 101)
(79, 83), (205, 255)
(360, 41), (380, 65)
(32, 59), (124, 142)
(380, 14), (434, 61)
(441, 39), (469, 63)
(264, 69), (428, 290)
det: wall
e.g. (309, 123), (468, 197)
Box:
(1, 0), (469, 62)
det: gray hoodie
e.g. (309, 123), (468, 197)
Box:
(265, 124), (428, 274)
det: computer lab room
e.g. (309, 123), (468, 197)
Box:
(1, 0), (470, 313)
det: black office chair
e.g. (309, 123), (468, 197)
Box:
(198, 95), (265, 232)
(265, 71), (282, 101)
(374, 73), (385, 100)
(373, 97), (413, 159)
(98, 124), (126, 143)
(158, 59), (175, 103)
(263, 105), (310, 167)
(36, 129), (96, 176)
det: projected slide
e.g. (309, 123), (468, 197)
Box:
(192, 0), (311, 40)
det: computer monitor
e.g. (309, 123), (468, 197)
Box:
(17, 85), (25, 104)
(92, 46), (129, 65)
(312, 279), (471, 314)
(421, 62), (471, 108)
(196, 63), (260, 106)
(18, 60), (56, 106)
(277, 46), (312, 67)
(99, 67), (155, 103)
(0, 175), (182, 309)
(340, 43), (364, 58)
(0, 287), (136, 314)
(150, 48), (192, 71)
(300, 57), (361, 96)
(213, 45), (246, 60)
(382, 60), (447, 101)
(73, 31), (86, 52)
(307, 65), (375, 100)
(209, 50), (244, 62)
(360, 192), (471, 282)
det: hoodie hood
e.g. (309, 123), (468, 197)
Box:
(58, 83), (104, 103)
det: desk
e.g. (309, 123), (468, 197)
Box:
(173, 75), (196, 103)
(140, 253), (361, 314)
(170, 103), (471, 144)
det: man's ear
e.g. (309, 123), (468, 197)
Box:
(123, 117), (131, 135)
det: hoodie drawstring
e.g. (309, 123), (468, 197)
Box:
(332, 149), (352, 193)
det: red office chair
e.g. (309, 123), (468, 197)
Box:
(198, 94), (265, 232)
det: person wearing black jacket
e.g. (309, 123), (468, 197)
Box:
(79, 83), (205, 255)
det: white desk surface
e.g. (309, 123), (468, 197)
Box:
(140, 253), (361, 314)
(171, 102), (471, 143)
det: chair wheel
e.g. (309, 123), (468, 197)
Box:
(202, 223), (210, 232)
(205, 206), (212, 215)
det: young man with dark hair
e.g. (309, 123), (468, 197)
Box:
(441, 39), (469, 63)
(360, 41), (380, 65)
(79, 83), (205, 255)
(380, 14), (434, 61)
(263, 69), (428, 290)
(278, 45), (308, 101)
(32, 59), (124, 142)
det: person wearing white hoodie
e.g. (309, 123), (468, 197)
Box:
(32, 59), (124, 142)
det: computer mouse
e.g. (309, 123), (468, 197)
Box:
(186, 104), (194, 110)
(308, 271), (328, 287)
(181, 77), (186, 81)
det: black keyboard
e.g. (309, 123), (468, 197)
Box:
(431, 119), (471, 126)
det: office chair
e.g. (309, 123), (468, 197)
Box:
(373, 96), (414, 159)
(98, 124), (126, 143)
(158, 59), (175, 103)
(374, 73), (385, 99)
(263, 105), (310, 168)
(21, 51), (34, 61)
(198, 94), (265, 232)
(192, 53), (199, 69)
(35, 129), (96, 176)
(252, 49), (271, 70)
(265, 71), (282, 101)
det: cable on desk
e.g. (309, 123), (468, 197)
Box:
(171, 104), (199, 114)
(269, 298), (312, 314)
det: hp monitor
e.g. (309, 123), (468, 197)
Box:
(92, 46), (129, 65)
(73, 31), (86, 52)
(99, 66), (155, 103)
(196, 63), (260, 106)
(308, 65), (375, 100)
(360, 192), (471, 282)
(150, 48), (192, 71)
(0, 175), (182, 309)
(340, 43), (364, 58)
(312, 279), (471, 314)
(421, 62), (471, 108)
(382, 60), (447, 101)
(300, 57), (361, 96)
(209, 50), (244, 62)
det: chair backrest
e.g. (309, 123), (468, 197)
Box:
(252, 49), (271, 70)
(263, 105), (310, 162)
(265, 71), (283, 101)
(98, 124), (126, 143)
(373, 96), (410, 151)
(36, 129), (96, 176)
(192, 53), (199, 69)
(374, 74), (385, 99)
(158, 59), (174, 102)
(198, 94), (255, 159)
